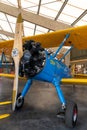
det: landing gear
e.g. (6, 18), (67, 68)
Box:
(57, 101), (78, 128)
(15, 93), (24, 110)
(65, 101), (78, 127)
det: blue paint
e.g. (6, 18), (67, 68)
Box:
(60, 46), (73, 61)
(52, 78), (66, 104)
(52, 33), (70, 58)
(21, 79), (32, 97)
(20, 33), (72, 106)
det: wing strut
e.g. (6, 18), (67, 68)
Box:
(52, 33), (70, 58)
(59, 45), (73, 61)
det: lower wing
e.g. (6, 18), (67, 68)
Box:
(0, 73), (87, 85)
(0, 73), (26, 80)
(61, 78), (87, 85)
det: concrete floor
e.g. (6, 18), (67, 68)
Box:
(0, 77), (87, 130)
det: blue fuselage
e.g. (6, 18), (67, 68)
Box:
(34, 51), (71, 83)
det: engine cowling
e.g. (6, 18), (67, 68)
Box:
(19, 40), (46, 78)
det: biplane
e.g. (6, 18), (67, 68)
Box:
(0, 11), (87, 128)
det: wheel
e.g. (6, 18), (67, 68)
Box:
(65, 101), (78, 128)
(16, 93), (24, 110)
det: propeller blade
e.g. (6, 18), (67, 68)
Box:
(12, 13), (23, 111)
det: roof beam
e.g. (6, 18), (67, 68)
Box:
(37, 0), (42, 14)
(34, 0), (42, 35)
(5, 14), (14, 33)
(0, 30), (14, 37)
(71, 10), (87, 26)
(55, 0), (69, 20)
(17, 0), (21, 8)
(0, 2), (71, 31)
(48, 0), (68, 32)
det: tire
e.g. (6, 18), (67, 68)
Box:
(65, 101), (78, 128)
(15, 93), (24, 110)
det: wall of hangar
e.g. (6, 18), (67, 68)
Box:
(70, 48), (87, 61)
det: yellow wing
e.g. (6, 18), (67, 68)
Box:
(0, 25), (87, 55)
(0, 25), (87, 85)
(61, 78), (87, 85)
(0, 73), (87, 85)
(0, 73), (26, 80)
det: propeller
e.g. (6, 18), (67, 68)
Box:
(12, 13), (23, 111)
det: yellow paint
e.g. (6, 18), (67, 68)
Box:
(0, 73), (15, 78)
(17, 13), (23, 23)
(50, 60), (55, 65)
(61, 78), (87, 85)
(0, 114), (10, 119)
(74, 74), (87, 77)
(0, 101), (12, 105)
(71, 64), (75, 76)
(12, 90), (16, 104)
(73, 74), (87, 79)
(0, 73), (26, 80)
(0, 25), (87, 55)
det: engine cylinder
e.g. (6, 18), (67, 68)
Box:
(19, 40), (46, 78)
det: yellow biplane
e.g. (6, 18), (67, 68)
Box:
(0, 10), (87, 127)
(0, 19), (87, 84)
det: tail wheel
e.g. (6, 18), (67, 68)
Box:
(65, 101), (78, 127)
(16, 93), (24, 110)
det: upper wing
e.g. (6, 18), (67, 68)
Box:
(0, 25), (87, 55)
(61, 78), (87, 85)
(0, 40), (13, 55)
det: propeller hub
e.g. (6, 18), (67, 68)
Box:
(12, 48), (19, 57)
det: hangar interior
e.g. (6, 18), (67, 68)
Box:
(0, 0), (87, 74)
(0, 0), (87, 130)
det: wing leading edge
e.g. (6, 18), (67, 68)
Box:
(61, 78), (87, 85)
(0, 25), (87, 55)
(0, 73), (87, 85)
(0, 73), (26, 80)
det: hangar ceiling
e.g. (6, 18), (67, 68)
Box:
(0, 0), (87, 41)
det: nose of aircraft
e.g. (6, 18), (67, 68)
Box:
(19, 40), (46, 78)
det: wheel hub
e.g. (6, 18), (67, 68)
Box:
(73, 108), (78, 122)
(16, 96), (23, 107)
